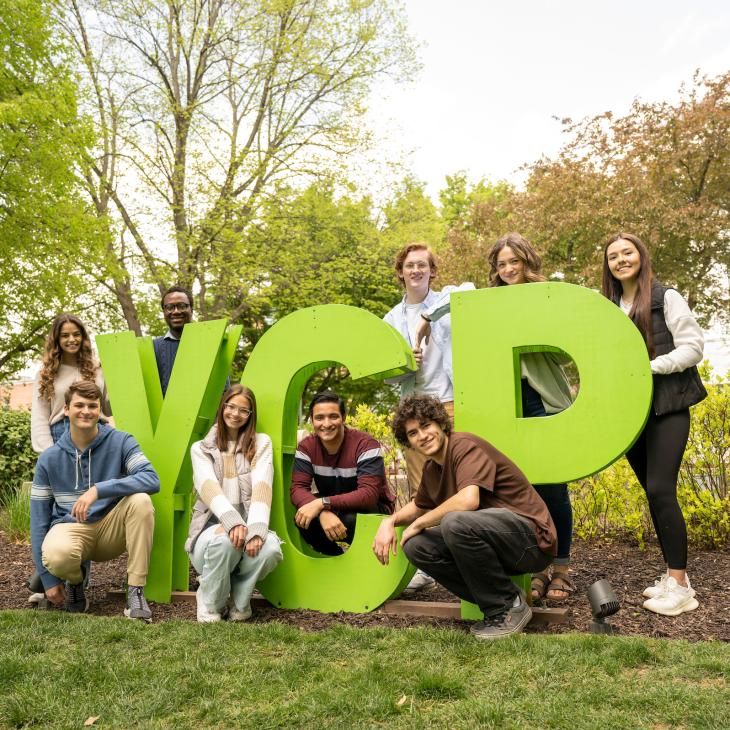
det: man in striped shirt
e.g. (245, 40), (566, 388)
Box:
(291, 392), (395, 555)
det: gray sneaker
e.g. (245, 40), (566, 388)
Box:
(124, 586), (152, 623)
(64, 563), (89, 613)
(470, 594), (532, 640)
(64, 580), (89, 613)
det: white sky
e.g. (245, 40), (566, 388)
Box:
(363, 0), (730, 373)
(367, 0), (730, 197)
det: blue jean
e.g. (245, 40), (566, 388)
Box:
(50, 417), (70, 443)
(521, 379), (572, 563)
(189, 525), (283, 613)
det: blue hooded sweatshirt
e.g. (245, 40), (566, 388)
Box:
(31, 423), (160, 590)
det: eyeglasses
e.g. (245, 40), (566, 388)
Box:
(162, 302), (191, 313)
(402, 262), (430, 271)
(223, 403), (253, 417)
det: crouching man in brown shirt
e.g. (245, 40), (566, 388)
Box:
(373, 394), (557, 640)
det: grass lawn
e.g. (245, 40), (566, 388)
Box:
(0, 611), (728, 729)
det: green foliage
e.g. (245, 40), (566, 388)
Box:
(678, 368), (730, 548)
(381, 175), (445, 251)
(239, 182), (403, 408)
(1, 614), (729, 729)
(0, 408), (35, 502)
(0, 0), (107, 378)
(570, 458), (653, 547)
(0, 483), (31, 543)
(348, 404), (397, 464)
(571, 367), (730, 549)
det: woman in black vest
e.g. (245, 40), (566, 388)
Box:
(602, 233), (706, 616)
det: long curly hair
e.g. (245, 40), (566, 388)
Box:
(601, 232), (655, 357)
(38, 314), (97, 402)
(487, 232), (546, 287)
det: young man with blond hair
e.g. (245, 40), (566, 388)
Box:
(383, 242), (471, 591)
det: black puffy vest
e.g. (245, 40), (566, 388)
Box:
(649, 281), (707, 416)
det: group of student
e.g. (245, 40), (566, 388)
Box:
(28, 231), (706, 639)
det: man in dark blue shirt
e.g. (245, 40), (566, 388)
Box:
(153, 285), (193, 395)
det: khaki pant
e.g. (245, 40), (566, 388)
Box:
(42, 493), (154, 587)
(404, 400), (455, 495)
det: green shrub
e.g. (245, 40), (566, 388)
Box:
(0, 407), (36, 501)
(347, 404), (410, 505)
(0, 482), (31, 543)
(571, 367), (730, 549)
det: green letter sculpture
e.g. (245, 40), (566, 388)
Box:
(95, 284), (652, 613)
(243, 305), (417, 613)
(448, 283), (652, 618)
(450, 283), (651, 482)
(96, 321), (240, 602)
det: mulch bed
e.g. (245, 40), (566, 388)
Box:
(1, 532), (727, 641)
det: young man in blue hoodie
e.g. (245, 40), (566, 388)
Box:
(31, 381), (160, 620)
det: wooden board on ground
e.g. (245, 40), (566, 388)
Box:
(107, 590), (569, 624)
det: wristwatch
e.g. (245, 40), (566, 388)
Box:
(321, 496), (332, 510)
(420, 313), (431, 322)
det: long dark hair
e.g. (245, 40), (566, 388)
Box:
(601, 233), (655, 357)
(39, 314), (97, 401)
(487, 233), (546, 287)
(215, 384), (258, 462)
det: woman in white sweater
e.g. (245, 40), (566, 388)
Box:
(31, 313), (110, 453)
(603, 233), (705, 616)
(186, 384), (282, 623)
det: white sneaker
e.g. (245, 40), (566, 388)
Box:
(404, 570), (436, 593)
(227, 598), (253, 622)
(196, 588), (223, 623)
(642, 576), (698, 616)
(642, 571), (669, 599)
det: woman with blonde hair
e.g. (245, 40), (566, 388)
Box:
(186, 384), (282, 623)
(31, 313), (110, 453)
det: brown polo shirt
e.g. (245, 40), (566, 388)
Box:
(414, 432), (557, 555)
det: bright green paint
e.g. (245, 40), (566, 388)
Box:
(243, 305), (417, 613)
(96, 284), (651, 613)
(450, 283), (651, 618)
(96, 321), (240, 602)
(451, 283), (652, 483)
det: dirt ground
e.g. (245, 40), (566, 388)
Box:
(1, 532), (727, 641)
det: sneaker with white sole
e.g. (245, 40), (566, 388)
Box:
(228, 604), (253, 622)
(470, 593), (532, 640)
(124, 586), (153, 623)
(404, 569), (436, 593)
(643, 571), (669, 599)
(195, 588), (222, 623)
(642, 576), (698, 616)
(64, 580), (89, 614)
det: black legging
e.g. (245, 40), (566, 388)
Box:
(625, 408), (690, 570)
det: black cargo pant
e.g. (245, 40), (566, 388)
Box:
(403, 508), (552, 617)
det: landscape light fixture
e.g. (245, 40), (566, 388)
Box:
(587, 579), (621, 634)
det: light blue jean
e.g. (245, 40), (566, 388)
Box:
(189, 525), (283, 614)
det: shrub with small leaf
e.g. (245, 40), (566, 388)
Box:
(0, 406), (36, 502)
(570, 365), (729, 549)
